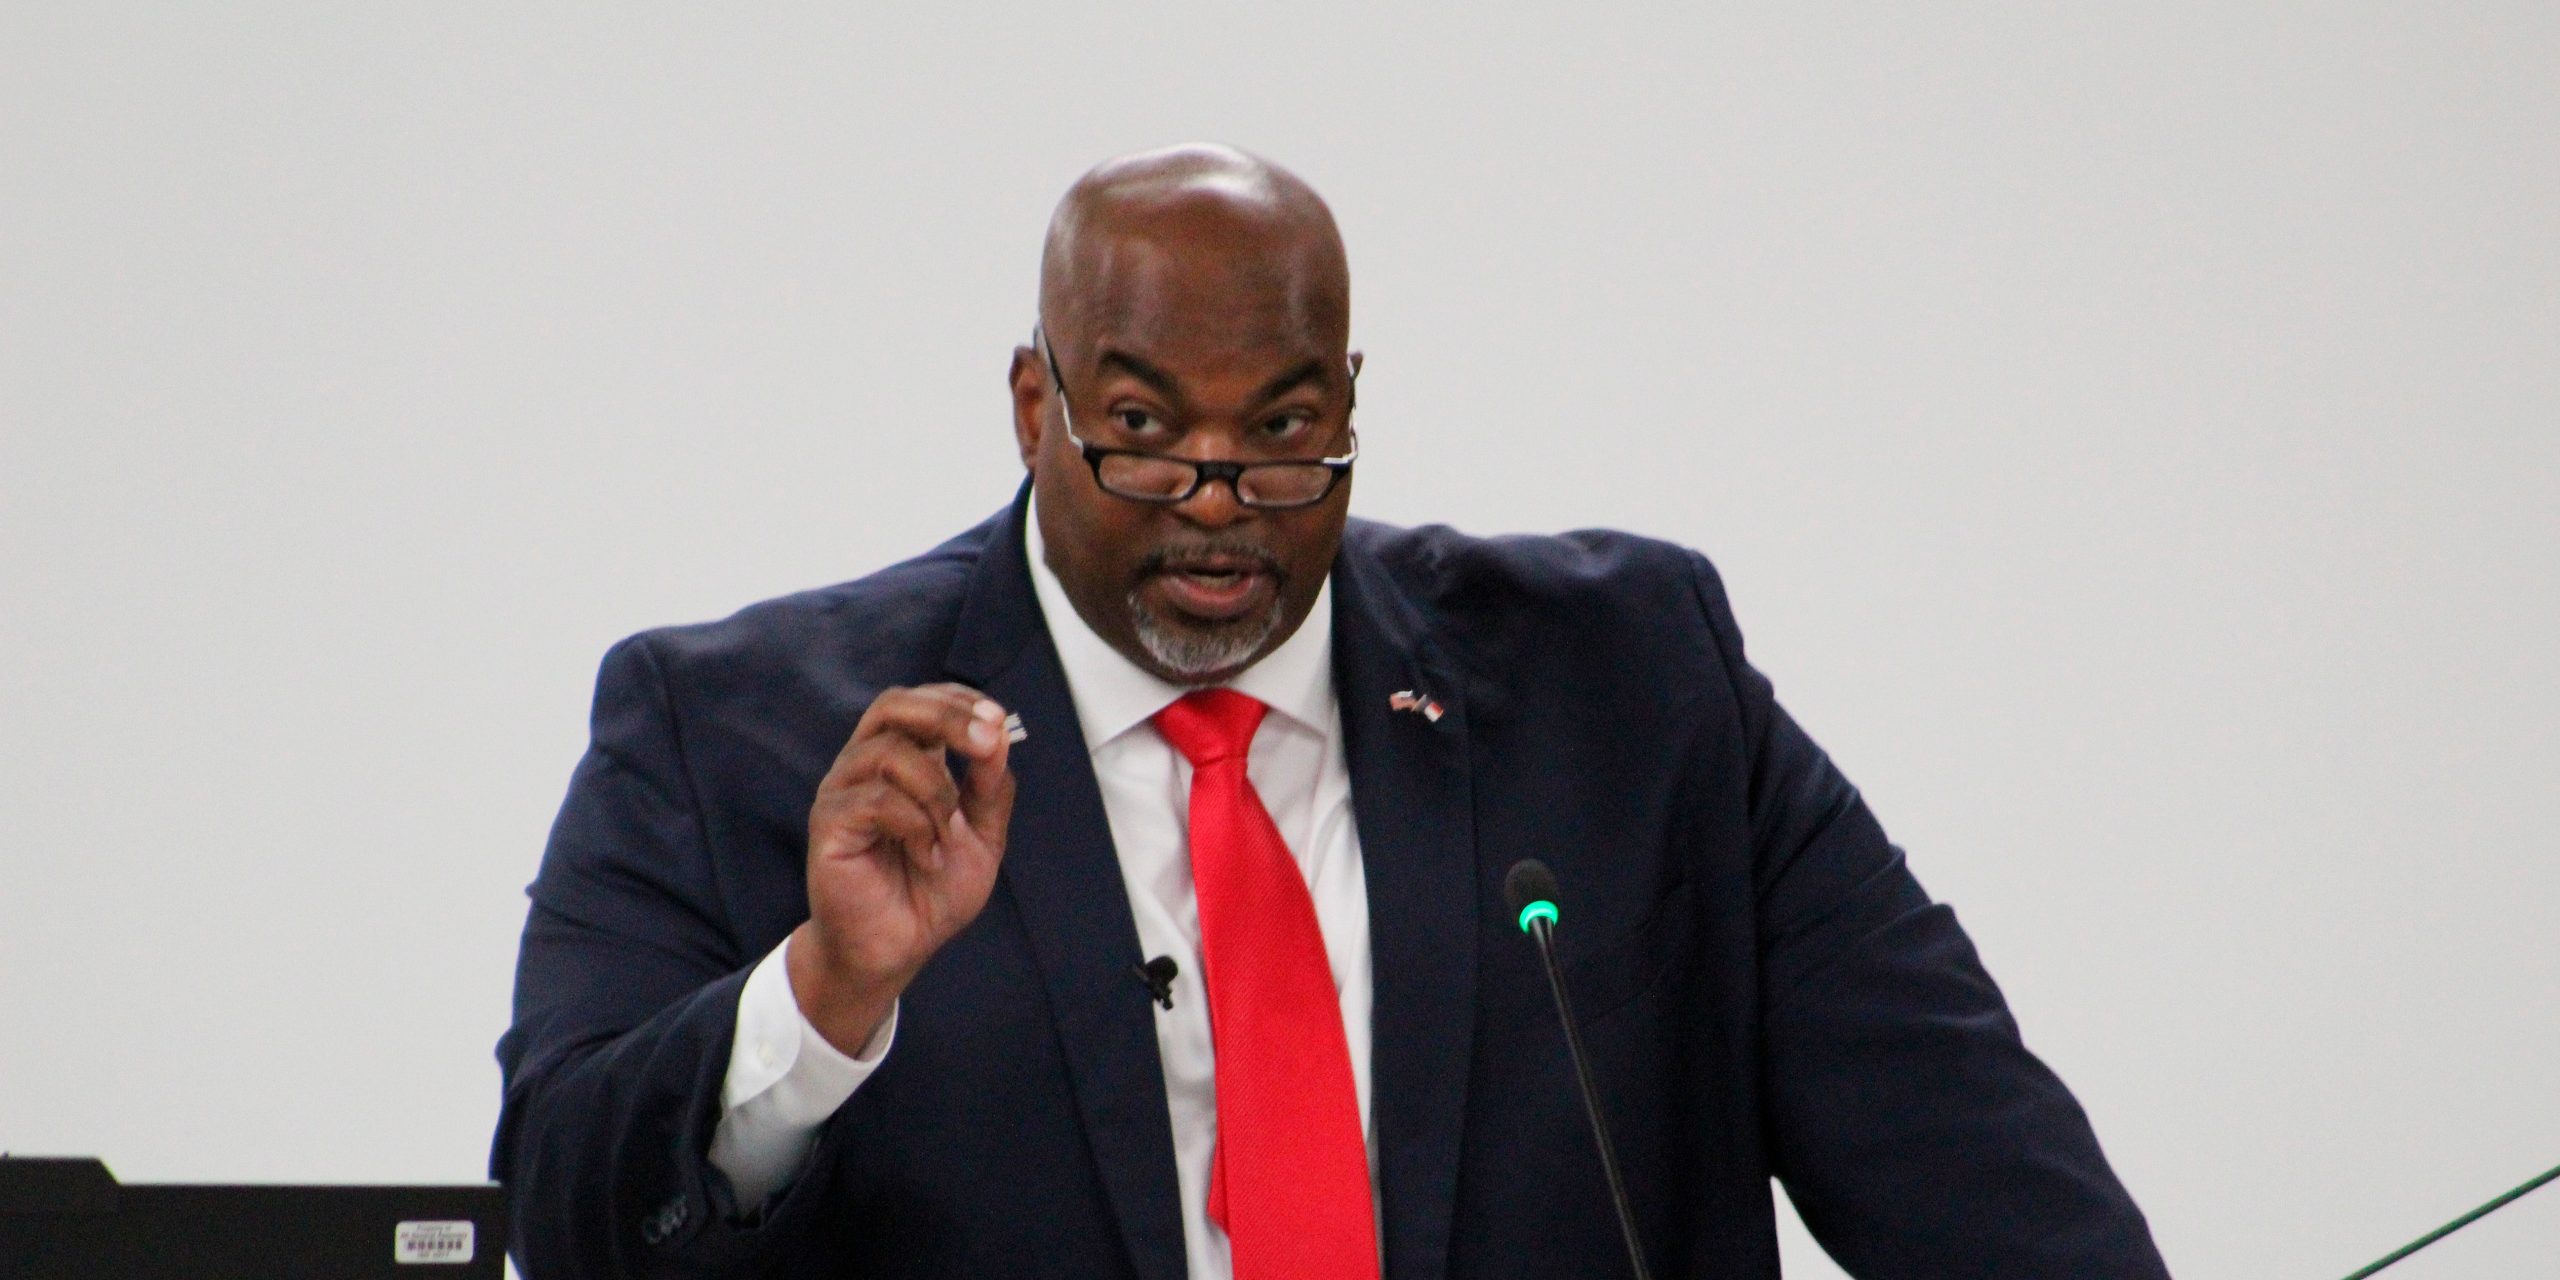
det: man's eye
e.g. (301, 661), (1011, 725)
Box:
(1113, 408), (1163, 435)
(1260, 411), (1315, 437)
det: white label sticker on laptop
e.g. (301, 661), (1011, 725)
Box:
(394, 1220), (475, 1264)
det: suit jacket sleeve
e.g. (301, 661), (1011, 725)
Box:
(1687, 553), (2172, 1278)
(492, 634), (839, 1279)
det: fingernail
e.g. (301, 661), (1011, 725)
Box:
(972, 699), (1003, 723)
(968, 719), (998, 750)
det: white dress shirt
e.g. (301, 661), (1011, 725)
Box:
(709, 502), (1377, 1280)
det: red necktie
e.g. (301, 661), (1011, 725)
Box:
(1153, 689), (1378, 1280)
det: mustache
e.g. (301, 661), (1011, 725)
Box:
(1140, 538), (1285, 581)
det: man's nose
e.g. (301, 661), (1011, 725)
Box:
(1165, 436), (1257, 525)
(1171, 469), (1251, 526)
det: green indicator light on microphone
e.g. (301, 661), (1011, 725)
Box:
(1516, 900), (1558, 933)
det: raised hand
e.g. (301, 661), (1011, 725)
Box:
(786, 683), (1016, 1055)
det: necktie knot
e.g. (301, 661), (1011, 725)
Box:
(1153, 688), (1268, 768)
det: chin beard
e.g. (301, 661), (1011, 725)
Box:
(1127, 588), (1283, 683)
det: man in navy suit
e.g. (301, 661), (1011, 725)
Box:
(494, 145), (2171, 1278)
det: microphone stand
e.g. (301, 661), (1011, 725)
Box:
(1512, 873), (1654, 1280)
(2338, 1159), (2560, 1279)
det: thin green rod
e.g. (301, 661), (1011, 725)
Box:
(2339, 1159), (2560, 1280)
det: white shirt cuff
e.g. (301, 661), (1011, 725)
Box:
(706, 934), (897, 1210)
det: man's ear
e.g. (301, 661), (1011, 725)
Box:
(1008, 344), (1047, 470)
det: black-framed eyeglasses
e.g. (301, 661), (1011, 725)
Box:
(1039, 328), (1358, 511)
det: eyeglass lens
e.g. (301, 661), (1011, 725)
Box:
(1094, 454), (1337, 507)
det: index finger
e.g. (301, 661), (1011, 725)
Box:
(853, 684), (1009, 760)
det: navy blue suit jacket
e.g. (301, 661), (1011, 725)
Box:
(494, 489), (2169, 1278)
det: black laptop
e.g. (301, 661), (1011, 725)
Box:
(0, 1156), (505, 1279)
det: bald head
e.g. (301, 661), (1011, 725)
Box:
(1010, 144), (1361, 687)
(1038, 144), (1349, 357)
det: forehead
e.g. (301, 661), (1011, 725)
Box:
(1059, 229), (1344, 379)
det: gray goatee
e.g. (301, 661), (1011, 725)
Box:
(1127, 587), (1282, 682)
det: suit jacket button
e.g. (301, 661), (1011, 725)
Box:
(640, 1196), (686, 1246)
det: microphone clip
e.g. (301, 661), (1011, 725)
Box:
(1134, 956), (1179, 1010)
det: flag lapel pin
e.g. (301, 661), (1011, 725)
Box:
(1388, 689), (1445, 722)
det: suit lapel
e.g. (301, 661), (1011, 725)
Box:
(1333, 531), (1480, 1280)
(946, 490), (1187, 1280)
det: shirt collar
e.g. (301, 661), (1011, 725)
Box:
(1025, 495), (1336, 753)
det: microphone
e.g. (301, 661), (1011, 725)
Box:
(1133, 955), (1178, 1010)
(1505, 859), (1654, 1280)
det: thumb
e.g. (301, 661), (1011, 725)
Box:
(958, 730), (1016, 849)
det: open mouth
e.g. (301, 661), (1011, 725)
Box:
(1145, 551), (1281, 622)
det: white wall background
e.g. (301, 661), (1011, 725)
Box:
(4, 6), (2554, 1277)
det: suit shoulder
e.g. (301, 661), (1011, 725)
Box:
(1342, 518), (1741, 729)
(1345, 517), (1719, 621)
(606, 517), (991, 696)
